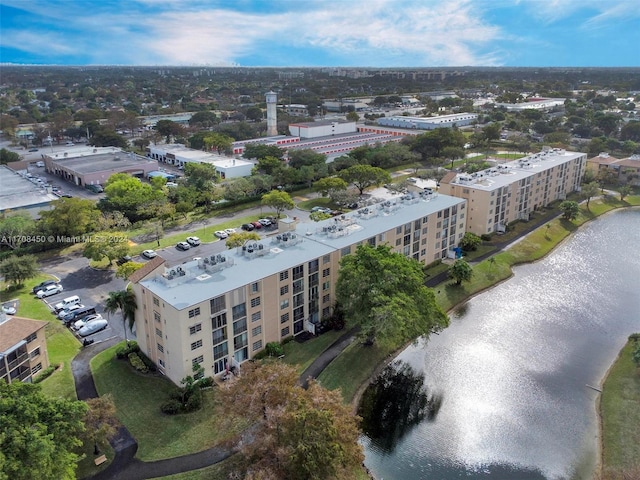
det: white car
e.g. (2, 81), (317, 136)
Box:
(2, 303), (17, 315)
(224, 228), (237, 235)
(73, 314), (103, 331)
(78, 318), (109, 337)
(186, 236), (200, 246)
(214, 231), (228, 239)
(142, 249), (157, 259)
(36, 284), (63, 298)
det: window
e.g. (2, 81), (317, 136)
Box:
(232, 303), (246, 320)
(281, 327), (290, 337)
(252, 325), (262, 336)
(322, 281), (330, 291)
(251, 311), (261, 322)
(210, 295), (226, 313)
(233, 317), (247, 336)
(293, 293), (304, 308)
(192, 355), (203, 366)
(250, 297), (261, 308)
(341, 246), (351, 257)
(253, 340), (263, 351)
(395, 238), (401, 246)
(191, 339), (203, 350)
(212, 312), (227, 329)
(189, 323), (202, 335)
(26, 333), (37, 343)
(212, 326), (227, 345)
(280, 270), (289, 281)
(153, 297), (160, 306)
(367, 236), (376, 246)
(234, 332), (248, 350)
(322, 294), (330, 304)
(322, 306), (331, 318)
(396, 226), (402, 234)
(31, 363), (42, 375)
(214, 342), (228, 360)
(322, 268), (330, 277)
(157, 343), (164, 353)
(154, 311), (161, 322)
(188, 307), (201, 318)
(280, 285), (289, 295)
(308, 259), (319, 273)
(281, 312), (290, 323)
(158, 359), (165, 368)
(30, 347), (40, 359)
(293, 264), (304, 280)
(322, 254), (331, 264)
(280, 299), (289, 310)
(251, 282), (260, 293)
(155, 327), (162, 337)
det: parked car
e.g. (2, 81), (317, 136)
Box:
(142, 249), (157, 259)
(258, 218), (272, 227)
(33, 280), (58, 294)
(77, 318), (109, 337)
(35, 161), (45, 167)
(28, 148), (39, 152)
(116, 255), (132, 265)
(186, 236), (200, 246)
(85, 184), (104, 193)
(251, 221), (263, 229)
(346, 202), (359, 209)
(176, 241), (191, 251)
(73, 314), (103, 331)
(54, 295), (80, 312)
(36, 284), (64, 298)
(61, 306), (96, 323)
(311, 206), (331, 213)
(214, 231), (228, 239)
(57, 303), (85, 319)
(1, 303), (17, 315)
(241, 223), (255, 231)
(224, 228), (237, 235)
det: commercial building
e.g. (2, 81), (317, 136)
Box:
(0, 165), (58, 217)
(44, 147), (157, 187)
(439, 148), (586, 235)
(232, 136), (301, 156)
(130, 192), (467, 385)
(586, 153), (640, 186)
(377, 113), (478, 130)
(493, 98), (566, 112)
(0, 314), (50, 384)
(288, 120), (357, 139)
(147, 144), (254, 179)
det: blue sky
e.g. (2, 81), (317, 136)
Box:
(1, 0), (639, 67)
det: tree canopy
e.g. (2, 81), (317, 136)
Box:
(261, 190), (294, 218)
(220, 362), (364, 480)
(448, 259), (473, 286)
(335, 244), (448, 346)
(338, 164), (391, 195)
(39, 197), (101, 238)
(0, 254), (38, 286)
(559, 200), (580, 220)
(82, 232), (130, 264)
(0, 381), (87, 480)
(104, 287), (138, 345)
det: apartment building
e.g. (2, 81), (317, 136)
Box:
(0, 314), (50, 384)
(587, 153), (640, 186)
(130, 192), (467, 385)
(439, 148), (586, 235)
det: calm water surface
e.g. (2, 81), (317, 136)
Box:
(362, 209), (640, 480)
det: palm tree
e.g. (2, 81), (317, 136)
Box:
(104, 287), (137, 346)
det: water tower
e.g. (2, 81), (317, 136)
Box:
(265, 91), (278, 137)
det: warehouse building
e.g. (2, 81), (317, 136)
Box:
(377, 113), (478, 130)
(147, 144), (254, 179)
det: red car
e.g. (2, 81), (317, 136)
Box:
(251, 221), (262, 229)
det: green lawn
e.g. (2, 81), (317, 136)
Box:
(1, 274), (81, 400)
(281, 329), (343, 373)
(600, 340), (640, 473)
(91, 343), (244, 461)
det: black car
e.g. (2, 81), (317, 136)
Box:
(32, 280), (58, 295)
(346, 202), (358, 209)
(241, 223), (255, 231)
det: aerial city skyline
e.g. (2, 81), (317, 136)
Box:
(1, 0), (639, 67)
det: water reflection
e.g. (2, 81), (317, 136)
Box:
(358, 360), (442, 452)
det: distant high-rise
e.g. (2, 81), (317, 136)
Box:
(266, 91), (278, 137)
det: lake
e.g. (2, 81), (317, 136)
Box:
(361, 209), (640, 480)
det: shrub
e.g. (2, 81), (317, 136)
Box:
(198, 377), (214, 389)
(33, 365), (56, 383)
(184, 388), (203, 412)
(137, 350), (157, 372)
(116, 342), (140, 359)
(128, 352), (149, 373)
(161, 400), (181, 415)
(265, 342), (284, 357)
(480, 233), (492, 241)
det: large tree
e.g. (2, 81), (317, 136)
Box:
(225, 232), (261, 249)
(581, 181), (601, 209)
(82, 232), (130, 264)
(336, 244), (448, 346)
(313, 176), (348, 197)
(559, 200), (580, 220)
(0, 381), (87, 480)
(0, 211), (36, 250)
(104, 287), (138, 346)
(102, 173), (164, 221)
(83, 395), (119, 455)
(242, 143), (284, 160)
(261, 190), (294, 219)
(220, 362), (364, 480)
(338, 165), (391, 195)
(0, 254), (38, 286)
(39, 197), (101, 238)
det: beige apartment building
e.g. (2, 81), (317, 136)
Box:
(130, 192), (467, 385)
(0, 315), (50, 384)
(439, 148), (587, 235)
